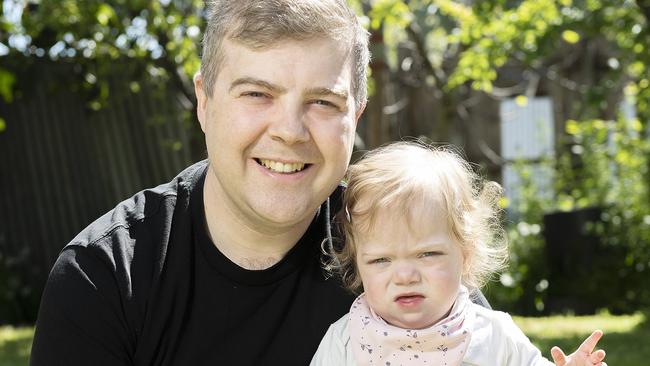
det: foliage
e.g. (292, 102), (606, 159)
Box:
(486, 163), (551, 315)
(2, 0), (648, 134)
(369, 0), (647, 98)
(490, 116), (650, 314)
(1, 0), (203, 113)
(2, 0), (648, 121)
(557, 117), (650, 311)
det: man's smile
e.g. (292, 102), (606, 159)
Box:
(255, 158), (310, 173)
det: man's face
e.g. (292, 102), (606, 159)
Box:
(195, 38), (363, 234)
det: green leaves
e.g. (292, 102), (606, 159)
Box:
(561, 29), (581, 43)
(0, 68), (15, 103)
(361, 0), (647, 129)
(369, 0), (412, 29)
(95, 4), (116, 27)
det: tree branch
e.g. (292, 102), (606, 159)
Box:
(404, 22), (446, 87)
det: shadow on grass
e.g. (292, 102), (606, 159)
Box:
(531, 318), (650, 366)
(0, 328), (32, 366)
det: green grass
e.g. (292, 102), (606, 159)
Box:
(1, 313), (648, 365)
(514, 312), (650, 366)
(0, 326), (32, 366)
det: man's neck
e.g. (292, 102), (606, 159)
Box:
(202, 174), (316, 270)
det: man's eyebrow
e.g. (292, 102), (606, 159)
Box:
(305, 87), (349, 101)
(229, 77), (287, 93)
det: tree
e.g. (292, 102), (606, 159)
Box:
(0, 0), (205, 156)
(362, 0), (648, 125)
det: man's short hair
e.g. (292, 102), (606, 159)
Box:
(200, 0), (370, 111)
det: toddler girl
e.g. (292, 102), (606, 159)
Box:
(312, 141), (606, 366)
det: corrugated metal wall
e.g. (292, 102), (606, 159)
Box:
(0, 62), (195, 322)
(500, 97), (555, 214)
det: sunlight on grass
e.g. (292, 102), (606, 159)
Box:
(0, 326), (32, 366)
(514, 312), (644, 336)
(1, 314), (648, 366)
(514, 312), (649, 366)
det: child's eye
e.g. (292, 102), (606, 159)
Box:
(419, 251), (443, 258)
(369, 257), (389, 264)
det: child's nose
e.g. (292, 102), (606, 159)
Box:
(393, 263), (421, 285)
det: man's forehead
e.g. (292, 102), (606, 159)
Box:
(220, 38), (355, 93)
(222, 36), (350, 57)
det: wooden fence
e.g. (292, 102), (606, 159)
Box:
(0, 61), (195, 323)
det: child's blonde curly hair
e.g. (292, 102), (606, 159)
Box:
(328, 141), (508, 293)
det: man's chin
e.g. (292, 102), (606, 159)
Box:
(249, 204), (318, 230)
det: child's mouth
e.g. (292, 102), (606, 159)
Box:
(395, 294), (425, 306)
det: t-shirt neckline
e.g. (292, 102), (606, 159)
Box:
(189, 168), (322, 286)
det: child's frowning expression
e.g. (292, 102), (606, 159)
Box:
(355, 199), (465, 329)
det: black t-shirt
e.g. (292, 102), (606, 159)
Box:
(30, 161), (355, 366)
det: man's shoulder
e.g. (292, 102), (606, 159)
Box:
(33, 161), (209, 362)
(67, 160), (208, 251)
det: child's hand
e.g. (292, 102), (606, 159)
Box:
(550, 330), (606, 366)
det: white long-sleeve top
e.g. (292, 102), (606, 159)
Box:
(310, 303), (555, 366)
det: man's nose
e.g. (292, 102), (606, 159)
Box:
(393, 262), (421, 286)
(268, 102), (310, 145)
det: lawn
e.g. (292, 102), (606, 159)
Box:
(0, 326), (32, 366)
(1, 313), (647, 365)
(514, 312), (650, 366)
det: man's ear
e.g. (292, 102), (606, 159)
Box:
(194, 72), (208, 133)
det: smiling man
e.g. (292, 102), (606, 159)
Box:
(195, 36), (361, 269)
(30, 1), (369, 365)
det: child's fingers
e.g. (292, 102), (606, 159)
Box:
(550, 346), (567, 366)
(590, 349), (606, 363)
(578, 330), (603, 353)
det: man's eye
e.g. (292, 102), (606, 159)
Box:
(313, 99), (337, 108)
(243, 91), (266, 98)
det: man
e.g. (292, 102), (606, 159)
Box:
(30, 1), (369, 365)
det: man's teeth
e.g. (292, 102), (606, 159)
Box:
(259, 159), (305, 173)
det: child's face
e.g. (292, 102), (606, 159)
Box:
(355, 203), (464, 329)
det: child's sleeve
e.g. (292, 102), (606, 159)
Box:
(498, 312), (555, 366)
(310, 314), (353, 366)
(466, 307), (554, 366)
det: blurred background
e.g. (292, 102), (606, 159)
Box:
(0, 0), (649, 364)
